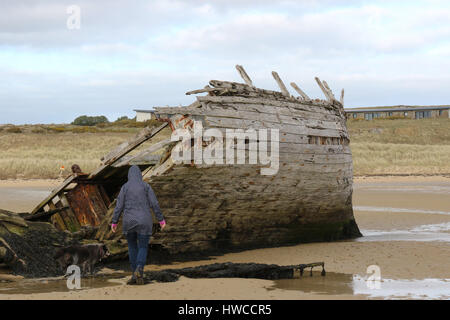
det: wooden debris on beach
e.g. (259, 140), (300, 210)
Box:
(141, 262), (326, 284)
(0, 209), (79, 277)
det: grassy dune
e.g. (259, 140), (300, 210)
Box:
(0, 132), (135, 179)
(349, 118), (450, 175)
(0, 118), (449, 179)
(0, 123), (171, 179)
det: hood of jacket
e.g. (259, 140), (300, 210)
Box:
(127, 165), (142, 182)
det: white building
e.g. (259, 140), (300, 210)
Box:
(134, 109), (155, 122)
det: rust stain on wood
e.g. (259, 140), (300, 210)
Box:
(66, 184), (108, 227)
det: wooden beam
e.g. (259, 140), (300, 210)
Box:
(290, 82), (310, 100)
(47, 200), (66, 230)
(25, 206), (69, 221)
(315, 77), (332, 102)
(340, 89), (344, 105)
(271, 71), (290, 97)
(88, 122), (168, 179)
(31, 175), (76, 214)
(101, 141), (128, 162)
(322, 80), (336, 100)
(235, 65), (253, 86)
(113, 139), (172, 167)
(186, 86), (225, 95)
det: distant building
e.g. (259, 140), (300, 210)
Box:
(345, 105), (450, 120)
(133, 109), (155, 122)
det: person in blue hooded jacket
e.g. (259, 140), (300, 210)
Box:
(111, 165), (166, 285)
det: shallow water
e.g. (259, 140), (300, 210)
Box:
(354, 206), (450, 216)
(270, 272), (450, 299)
(0, 185), (52, 212)
(0, 273), (124, 295)
(357, 222), (450, 242)
(353, 179), (450, 243)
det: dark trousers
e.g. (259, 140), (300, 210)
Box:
(126, 232), (150, 272)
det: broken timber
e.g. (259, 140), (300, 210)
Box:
(30, 122), (169, 232)
(141, 262), (326, 284)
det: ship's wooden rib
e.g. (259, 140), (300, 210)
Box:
(322, 80), (336, 101)
(113, 139), (172, 167)
(89, 122), (168, 179)
(315, 77), (333, 102)
(157, 101), (344, 131)
(271, 71), (291, 97)
(31, 176), (76, 214)
(235, 65), (254, 87)
(290, 82), (310, 101)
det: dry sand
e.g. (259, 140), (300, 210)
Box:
(0, 176), (449, 300)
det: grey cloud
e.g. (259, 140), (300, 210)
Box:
(1, 0), (450, 124)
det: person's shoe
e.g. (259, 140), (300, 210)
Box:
(126, 275), (137, 285)
(135, 266), (144, 285)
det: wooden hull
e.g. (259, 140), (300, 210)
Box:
(30, 68), (362, 258)
(149, 86), (361, 254)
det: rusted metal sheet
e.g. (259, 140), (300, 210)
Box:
(65, 184), (108, 227)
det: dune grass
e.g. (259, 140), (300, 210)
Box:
(0, 125), (172, 179)
(0, 118), (448, 179)
(348, 118), (450, 175)
(0, 132), (134, 179)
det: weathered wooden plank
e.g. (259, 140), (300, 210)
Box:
(271, 71), (291, 97)
(89, 123), (168, 179)
(322, 80), (336, 100)
(290, 82), (310, 100)
(23, 206), (69, 221)
(196, 95), (339, 116)
(59, 193), (81, 231)
(340, 89), (345, 105)
(315, 77), (333, 102)
(157, 101), (343, 127)
(209, 80), (279, 96)
(31, 175), (76, 214)
(147, 156), (175, 178)
(204, 116), (345, 138)
(186, 86), (229, 96)
(113, 139), (172, 167)
(235, 65), (253, 87)
(197, 102), (344, 131)
(48, 201), (66, 230)
(195, 150), (352, 164)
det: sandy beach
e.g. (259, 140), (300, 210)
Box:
(0, 176), (449, 300)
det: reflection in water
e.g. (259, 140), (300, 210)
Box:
(352, 276), (450, 300)
(354, 206), (450, 216)
(358, 222), (450, 242)
(270, 272), (354, 295)
(0, 274), (124, 295)
(270, 272), (450, 299)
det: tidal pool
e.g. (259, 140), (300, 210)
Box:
(270, 271), (450, 299)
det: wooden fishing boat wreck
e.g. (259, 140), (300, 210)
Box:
(27, 65), (361, 257)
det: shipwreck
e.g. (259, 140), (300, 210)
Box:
(1, 66), (361, 275)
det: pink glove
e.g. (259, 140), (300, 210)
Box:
(111, 223), (118, 228)
(159, 220), (166, 227)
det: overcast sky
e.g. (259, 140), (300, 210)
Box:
(1, 0), (449, 124)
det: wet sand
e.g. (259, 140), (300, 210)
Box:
(0, 176), (449, 299)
